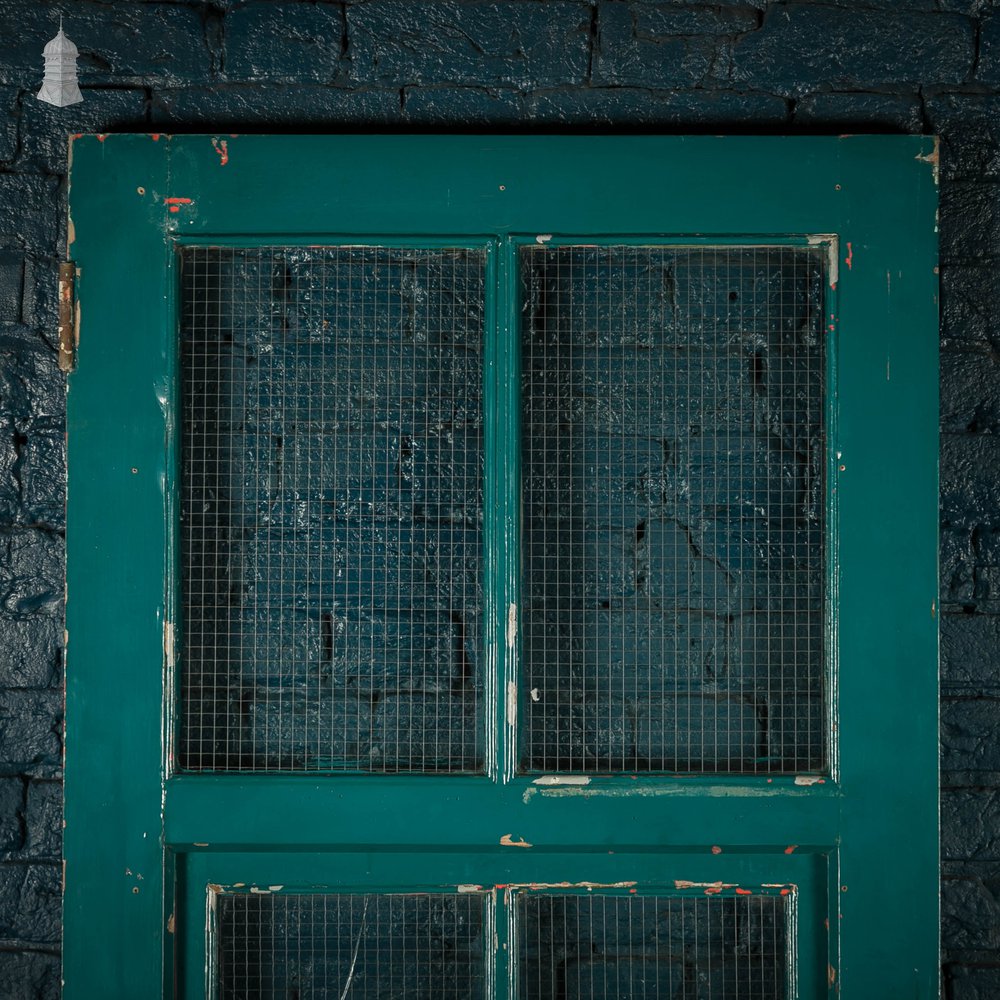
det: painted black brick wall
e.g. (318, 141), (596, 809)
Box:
(0, 1), (995, 996)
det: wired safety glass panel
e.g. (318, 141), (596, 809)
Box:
(517, 892), (789, 1000)
(178, 242), (826, 776)
(215, 892), (489, 999)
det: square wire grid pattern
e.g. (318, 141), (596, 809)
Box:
(520, 246), (825, 774)
(216, 892), (487, 999)
(180, 247), (485, 772)
(517, 893), (788, 1000)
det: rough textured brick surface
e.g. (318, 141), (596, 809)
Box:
(0, 0), (993, 991)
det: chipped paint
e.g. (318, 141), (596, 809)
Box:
(212, 137), (229, 166)
(533, 775), (590, 786)
(530, 687), (540, 702)
(457, 884), (483, 893)
(674, 880), (736, 890)
(163, 621), (175, 670)
(166, 911), (175, 934)
(828, 964), (837, 987)
(506, 602), (517, 648)
(807, 234), (839, 289)
(193, 842), (208, 848)
(164, 197), (193, 215)
(532, 781), (825, 799)
(502, 880), (636, 891)
(844, 242), (853, 270)
(793, 775), (824, 786)
(506, 681), (517, 728)
(535, 234), (552, 244)
(711, 845), (722, 854)
(915, 136), (940, 185)
(784, 845), (798, 854)
(500, 833), (532, 849)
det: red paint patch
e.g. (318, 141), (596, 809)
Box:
(629, 888), (637, 894)
(780, 888), (791, 896)
(151, 133), (161, 141)
(845, 242), (853, 270)
(711, 846), (722, 855)
(784, 845), (797, 854)
(97, 134), (107, 142)
(703, 887), (722, 895)
(212, 137), (229, 166)
(735, 888), (752, 895)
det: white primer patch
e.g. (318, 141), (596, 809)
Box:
(533, 775), (590, 786)
(794, 775), (824, 786)
(807, 234), (839, 289)
(535, 234), (553, 244)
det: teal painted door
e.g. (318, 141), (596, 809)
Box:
(65, 136), (939, 998)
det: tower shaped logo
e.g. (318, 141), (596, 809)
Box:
(37, 26), (83, 108)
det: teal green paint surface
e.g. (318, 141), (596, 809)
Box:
(67, 135), (938, 998)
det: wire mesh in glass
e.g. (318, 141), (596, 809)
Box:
(180, 246), (485, 772)
(520, 246), (826, 774)
(216, 891), (487, 999)
(517, 892), (788, 1000)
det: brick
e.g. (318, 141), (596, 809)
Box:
(523, 87), (790, 127)
(645, 519), (734, 608)
(0, 530), (63, 619)
(521, 350), (756, 439)
(402, 86), (521, 125)
(942, 789), (1000, 861)
(634, 694), (760, 768)
(978, 13), (1000, 85)
(0, 176), (61, 256)
(564, 958), (685, 999)
(0, 691), (61, 778)
(943, 876), (1000, 951)
(941, 182), (1000, 262)
(732, 613), (823, 689)
(0, 424), (17, 524)
(329, 609), (465, 694)
(407, 427), (482, 522)
(22, 781), (59, 861)
(17, 424), (63, 529)
(0, 949), (60, 1000)
(19, 255), (58, 334)
(523, 609), (726, 692)
(523, 432), (670, 527)
(795, 91), (924, 131)
(731, 5), (974, 94)
(593, 3), (731, 88)
(525, 698), (631, 770)
(0, 251), (22, 322)
(240, 523), (477, 611)
(942, 348), (1000, 434)
(234, 344), (481, 427)
(17, 87), (147, 175)
(525, 524), (637, 602)
(348, 1), (591, 87)
(941, 264), (1000, 349)
(0, 777), (24, 853)
(152, 84), (402, 127)
(926, 93), (1000, 180)
(942, 436), (1000, 531)
(0, 345), (64, 426)
(942, 613), (1000, 693)
(371, 692), (480, 770)
(245, 687), (373, 769)
(942, 698), (1000, 778)
(225, 3), (343, 83)
(0, 863), (59, 944)
(948, 965), (1000, 1000)
(0, 615), (60, 689)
